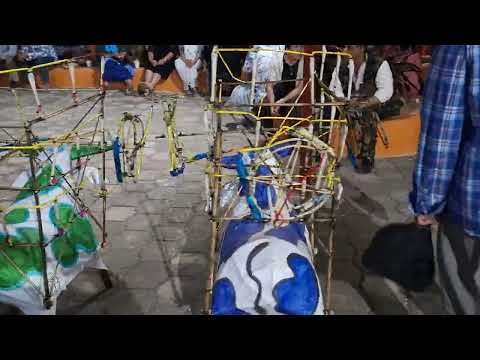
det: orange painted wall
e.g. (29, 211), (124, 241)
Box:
(1, 66), (188, 94)
(375, 113), (421, 158)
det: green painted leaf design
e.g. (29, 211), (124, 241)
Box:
(4, 208), (30, 224)
(0, 229), (42, 289)
(50, 203), (98, 267)
(16, 164), (63, 202)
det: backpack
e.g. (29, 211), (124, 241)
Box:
(362, 222), (434, 292)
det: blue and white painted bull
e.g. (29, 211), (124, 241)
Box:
(210, 146), (325, 315)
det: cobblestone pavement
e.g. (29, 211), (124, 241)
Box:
(0, 89), (443, 315)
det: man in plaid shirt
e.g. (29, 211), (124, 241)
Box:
(410, 45), (480, 314)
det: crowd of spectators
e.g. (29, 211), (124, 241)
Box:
(0, 45), (429, 101)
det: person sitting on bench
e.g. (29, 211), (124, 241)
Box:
(138, 45), (178, 96)
(101, 45), (136, 95)
(17, 45), (58, 90)
(175, 45), (203, 96)
(226, 45), (285, 116)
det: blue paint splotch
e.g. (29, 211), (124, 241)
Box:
(264, 222), (307, 246)
(219, 220), (264, 265)
(212, 278), (250, 315)
(273, 253), (319, 315)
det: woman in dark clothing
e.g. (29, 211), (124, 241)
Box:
(264, 45), (304, 125)
(139, 45), (178, 94)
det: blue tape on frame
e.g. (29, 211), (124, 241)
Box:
(113, 136), (123, 183)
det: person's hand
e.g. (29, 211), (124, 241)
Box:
(150, 60), (157, 66)
(348, 98), (369, 109)
(272, 98), (286, 115)
(416, 214), (437, 226)
(158, 58), (166, 66)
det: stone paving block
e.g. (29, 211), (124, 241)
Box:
(146, 187), (177, 201)
(122, 182), (157, 193)
(108, 230), (154, 250)
(360, 274), (408, 315)
(171, 253), (208, 278)
(69, 269), (107, 294)
(125, 213), (164, 230)
(102, 248), (141, 274)
(136, 199), (170, 215)
(106, 184), (123, 194)
(121, 261), (169, 289)
(155, 276), (205, 315)
(389, 188), (410, 204)
(110, 192), (147, 207)
(318, 276), (372, 315)
(169, 193), (201, 208)
(95, 289), (159, 315)
(336, 213), (380, 252)
(176, 183), (204, 195)
(157, 226), (187, 242)
(148, 302), (193, 315)
(182, 216), (211, 253)
(333, 259), (364, 288)
(166, 208), (193, 223)
(138, 240), (169, 262)
(160, 241), (183, 261)
(137, 170), (160, 182)
(106, 206), (136, 221)
(104, 220), (128, 238)
(154, 177), (183, 187)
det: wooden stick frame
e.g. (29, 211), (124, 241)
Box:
(203, 47), (354, 315)
(0, 88), (113, 312)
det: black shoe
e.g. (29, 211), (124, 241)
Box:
(9, 81), (18, 89)
(356, 158), (374, 174)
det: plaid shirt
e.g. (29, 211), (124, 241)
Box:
(409, 45), (480, 237)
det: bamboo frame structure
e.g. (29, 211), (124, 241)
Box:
(0, 90), (113, 310)
(0, 57), (150, 312)
(202, 46), (354, 315)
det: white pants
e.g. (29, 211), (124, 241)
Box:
(175, 58), (201, 90)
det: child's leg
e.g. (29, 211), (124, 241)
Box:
(147, 73), (161, 90)
(125, 79), (133, 91)
(144, 69), (154, 84)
